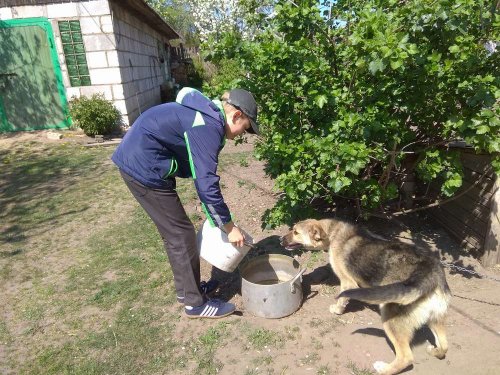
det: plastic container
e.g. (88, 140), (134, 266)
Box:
(196, 220), (253, 272)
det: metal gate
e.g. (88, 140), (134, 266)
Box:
(0, 18), (70, 133)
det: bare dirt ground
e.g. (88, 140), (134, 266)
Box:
(1, 130), (499, 375)
(205, 136), (500, 375)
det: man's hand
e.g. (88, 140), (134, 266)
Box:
(224, 221), (245, 247)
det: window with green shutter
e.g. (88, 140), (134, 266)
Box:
(58, 20), (91, 87)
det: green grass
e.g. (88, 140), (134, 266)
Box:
(346, 360), (375, 375)
(63, 206), (175, 309)
(239, 157), (249, 168)
(0, 141), (275, 375)
(199, 322), (229, 348)
(309, 317), (325, 328)
(194, 324), (227, 374)
(298, 352), (320, 366)
(26, 306), (184, 375)
(247, 328), (284, 350)
(252, 355), (273, 366)
(1, 143), (108, 245)
(243, 369), (259, 375)
(0, 319), (12, 343)
(0, 142), (201, 374)
(0, 139), (361, 375)
(311, 337), (324, 350)
(317, 365), (332, 375)
(283, 325), (301, 340)
(305, 250), (325, 268)
(218, 151), (254, 170)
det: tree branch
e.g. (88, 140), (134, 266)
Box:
(378, 142), (398, 188)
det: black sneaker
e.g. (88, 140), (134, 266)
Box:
(185, 299), (236, 319)
(177, 279), (220, 304)
(200, 279), (220, 296)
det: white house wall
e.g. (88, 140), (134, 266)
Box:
(0, 0), (173, 127)
(109, 1), (169, 124)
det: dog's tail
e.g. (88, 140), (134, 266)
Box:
(338, 266), (439, 305)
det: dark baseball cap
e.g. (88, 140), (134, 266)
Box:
(225, 89), (259, 135)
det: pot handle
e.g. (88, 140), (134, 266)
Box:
(290, 267), (307, 293)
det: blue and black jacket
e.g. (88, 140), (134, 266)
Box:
(111, 87), (231, 228)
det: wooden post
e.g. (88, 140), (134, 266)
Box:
(482, 177), (500, 267)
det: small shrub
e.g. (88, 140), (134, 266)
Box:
(202, 58), (244, 98)
(187, 55), (206, 89)
(69, 94), (121, 136)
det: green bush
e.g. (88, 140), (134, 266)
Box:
(186, 55), (206, 89)
(207, 0), (499, 228)
(69, 94), (121, 136)
(203, 58), (244, 97)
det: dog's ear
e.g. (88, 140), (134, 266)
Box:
(309, 223), (326, 242)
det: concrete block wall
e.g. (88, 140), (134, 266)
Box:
(109, 1), (170, 125)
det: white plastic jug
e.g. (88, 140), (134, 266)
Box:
(196, 220), (253, 272)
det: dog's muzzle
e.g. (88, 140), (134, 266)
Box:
(280, 235), (302, 251)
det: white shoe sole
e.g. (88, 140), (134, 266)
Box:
(185, 310), (235, 319)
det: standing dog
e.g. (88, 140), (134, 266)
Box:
(281, 218), (451, 375)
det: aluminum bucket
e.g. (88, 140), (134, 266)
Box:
(239, 254), (306, 319)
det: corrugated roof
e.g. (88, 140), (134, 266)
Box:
(0, 0), (181, 39)
(1, 1), (76, 5)
(110, 0), (181, 40)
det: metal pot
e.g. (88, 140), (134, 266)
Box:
(239, 254), (306, 319)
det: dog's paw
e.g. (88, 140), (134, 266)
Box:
(373, 361), (389, 374)
(329, 304), (345, 315)
(426, 344), (436, 356)
(426, 344), (446, 359)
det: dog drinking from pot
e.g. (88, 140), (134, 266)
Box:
(281, 218), (451, 375)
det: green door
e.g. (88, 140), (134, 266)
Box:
(0, 18), (70, 133)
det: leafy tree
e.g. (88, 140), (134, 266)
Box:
(146, 0), (274, 89)
(190, 0), (244, 43)
(205, 0), (499, 228)
(146, 0), (199, 45)
(190, 0), (275, 44)
(147, 0), (274, 45)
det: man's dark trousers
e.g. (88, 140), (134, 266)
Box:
(119, 170), (204, 307)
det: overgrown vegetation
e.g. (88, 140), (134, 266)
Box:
(204, 0), (499, 227)
(69, 94), (121, 136)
